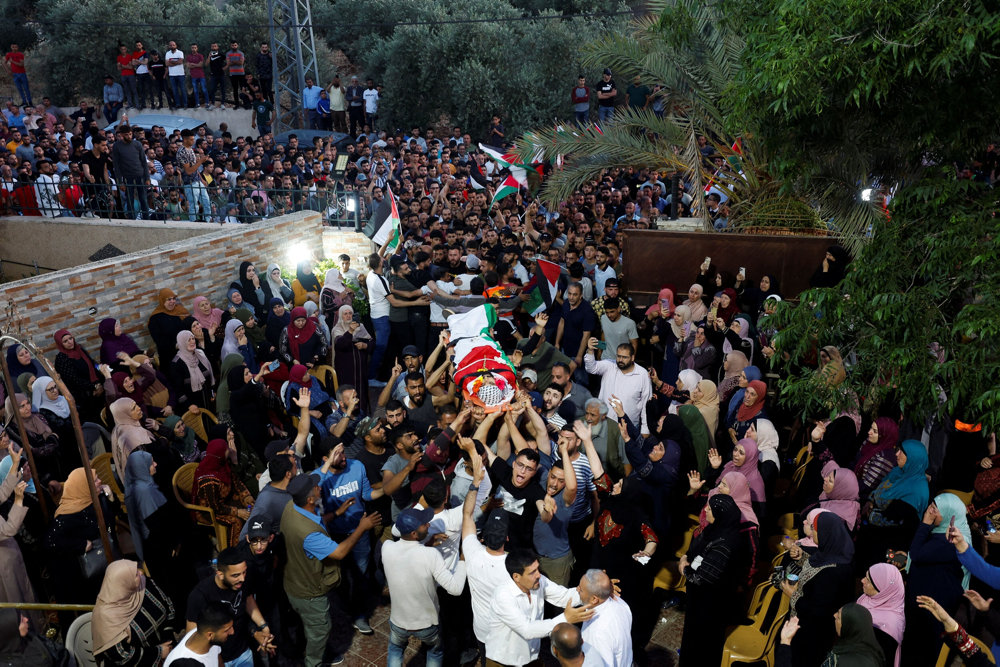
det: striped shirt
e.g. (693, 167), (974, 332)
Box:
(561, 451), (595, 522)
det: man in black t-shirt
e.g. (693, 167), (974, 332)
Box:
(185, 547), (275, 664)
(483, 447), (545, 549)
(596, 68), (617, 124)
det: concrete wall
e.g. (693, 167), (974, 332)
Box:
(0, 211), (374, 360)
(0, 217), (226, 279)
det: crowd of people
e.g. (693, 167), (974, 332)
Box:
(3, 42), (1000, 667)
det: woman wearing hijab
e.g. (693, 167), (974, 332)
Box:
(727, 378), (768, 442)
(0, 608), (58, 666)
(123, 450), (169, 565)
(181, 314), (222, 370)
(691, 379), (720, 445)
(717, 350), (749, 406)
(226, 286), (247, 314)
(303, 300), (332, 354)
(705, 437), (767, 524)
(725, 365), (762, 423)
(92, 559), (176, 667)
(777, 603), (884, 667)
(126, 355), (177, 420)
(320, 267), (353, 330)
(169, 330), (215, 411)
(227, 364), (282, 459)
(191, 438), (253, 547)
(220, 319), (258, 374)
(8, 393), (61, 483)
(284, 363), (332, 436)
(147, 288), (189, 364)
(817, 461), (861, 531)
(265, 297), (291, 349)
(679, 404), (713, 475)
(819, 345), (847, 386)
(265, 263), (294, 306)
(4, 344), (48, 385)
(0, 447), (40, 627)
(30, 376), (77, 466)
(706, 311), (754, 368)
(675, 369), (702, 404)
(235, 307), (273, 362)
(52, 327), (104, 420)
(292, 260), (323, 307)
(677, 322), (718, 378)
(43, 467), (110, 601)
(742, 273), (780, 316)
(715, 287), (741, 324)
(679, 494), (747, 666)
(855, 417), (901, 502)
(690, 470), (761, 585)
(214, 354), (247, 424)
(110, 397), (154, 479)
(902, 493), (971, 664)
(780, 511), (857, 666)
(98, 318), (141, 373)
(332, 304), (371, 407)
(651, 302), (690, 386)
(858, 563), (906, 667)
(192, 295), (224, 340)
(681, 283), (709, 323)
(857, 440), (929, 570)
(159, 414), (204, 463)
(279, 306), (329, 368)
(230, 261), (274, 322)
(810, 245), (851, 288)
(577, 421), (661, 655)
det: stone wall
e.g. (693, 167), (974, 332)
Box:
(0, 211), (374, 360)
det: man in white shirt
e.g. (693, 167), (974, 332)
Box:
(164, 602), (234, 666)
(584, 338), (652, 436)
(551, 623), (608, 667)
(486, 548), (593, 666)
(164, 41), (187, 109)
(364, 253), (391, 387)
(382, 506), (467, 667)
(461, 445), (510, 660)
(579, 570), (633, 667)
(34, 159), (66, 217)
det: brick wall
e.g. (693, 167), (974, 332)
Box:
(0, 211), (375, 360)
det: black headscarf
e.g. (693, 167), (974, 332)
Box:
(820, 415), (861, 468)
(265, 297), (291, 346)
(296, 261), (322, 294)
(828, 603), (885, 667)
(656, 413), (697, 475)
(0, 609), (54, 666)
(688, 494), (742, 561)
(809, 511), (855, 568)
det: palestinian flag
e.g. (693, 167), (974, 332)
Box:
(522, 258), (562, 316)
(489, 174), (520, 211)
(479, 142), (531, 187)
(468, 159), (488, 190)
(371, 186), (401, 250)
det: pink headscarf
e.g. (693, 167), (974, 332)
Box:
(683, 283), (708, 322)
(819, 460), (860, 530)
(721, 438), (766, 502)
(191, 296), (223, 331)
(857, 562), (905, 667)
(704, 471), (758, 527)
(798, 508), (831, 549)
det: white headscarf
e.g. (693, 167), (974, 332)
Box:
(323, 268), (345, 293)
(266, 263), (288, 301)
(677, 369), (703, 392)
(331, 305), (371, 341)
(220, 319), (244, 360)
(31, 376), (70, 418)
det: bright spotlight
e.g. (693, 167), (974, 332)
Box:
(860, 188), (873, 202)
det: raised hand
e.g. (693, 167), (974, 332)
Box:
(963, 589), (993, 612)
(707, 448), (722, 469)
(779, 617), (800, 645)
(572, 419), (591, 442)
(293, 387), (312, 408)
(688, 471), (706, 492)
(535, 312), (549, 327)
(608, 395), (625, 418)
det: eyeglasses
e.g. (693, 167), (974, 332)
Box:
(249, 538), (269, 545)
(513, 461), (537, 473)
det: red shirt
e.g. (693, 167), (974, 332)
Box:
(117, 54), (135, 76)
(5, 52), (24, 74)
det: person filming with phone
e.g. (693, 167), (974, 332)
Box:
(584, 337), (652, 438)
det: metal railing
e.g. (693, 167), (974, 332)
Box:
(2, 177), (369, 228)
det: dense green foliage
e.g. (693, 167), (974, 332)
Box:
(311, 0), (628, 136)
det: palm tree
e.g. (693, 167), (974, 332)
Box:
(517, 0), (883, 252)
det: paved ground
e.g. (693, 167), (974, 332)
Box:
(337, 600), (685, 666)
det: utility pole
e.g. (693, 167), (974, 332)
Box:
(267, 0), (321, 134)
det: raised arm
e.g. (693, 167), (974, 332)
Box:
(461, 441), (485, 539)
(573, 419), (605, 479)
(291, 387), (312, 456)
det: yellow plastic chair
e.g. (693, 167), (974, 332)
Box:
(172, 462), (229, 548)
(309, 365), (338, 393)
(90, 453), (124, 506)
(935, 635), (996, 666)
(939, 488), (974, 506)
(181, 408), (218, 444)
(674, 514), (702, 558)
(722, 583), (789, 667)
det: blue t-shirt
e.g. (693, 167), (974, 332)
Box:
(316, 460), (373, 535)
(533, 494), (572, 559)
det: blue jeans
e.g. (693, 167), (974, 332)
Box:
(184, 181), (210, 221)
(118, 177), (150, 219)
(121, 75), (138, 107)
(223, 648), (254, 667)
(208, 74), (226, 104)
(387, 620), (442, 667)
(191, 78), (208, 106)
(169, 75), (188, 108)
(598, 105), (614, 123)
(574, 110), (588, 125)
(370, 316), (390, 380)
(12, 73), (30, 106)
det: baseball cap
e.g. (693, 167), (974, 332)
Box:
(539, 232), (552, 241)
(603, 68), (612, 75)
(247, 520), (271, 539)
(264, 439), (293, 462)
(354, 415), (382, 439)
(466, 255), (481, 271)
(394, 506), (434, 535)
(482, 509), (510, 550)
(287, 473), (319, 505)
(605, 277), (620, 288)
(520, 368), (537, 384)
(401, 345), (421, 358)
